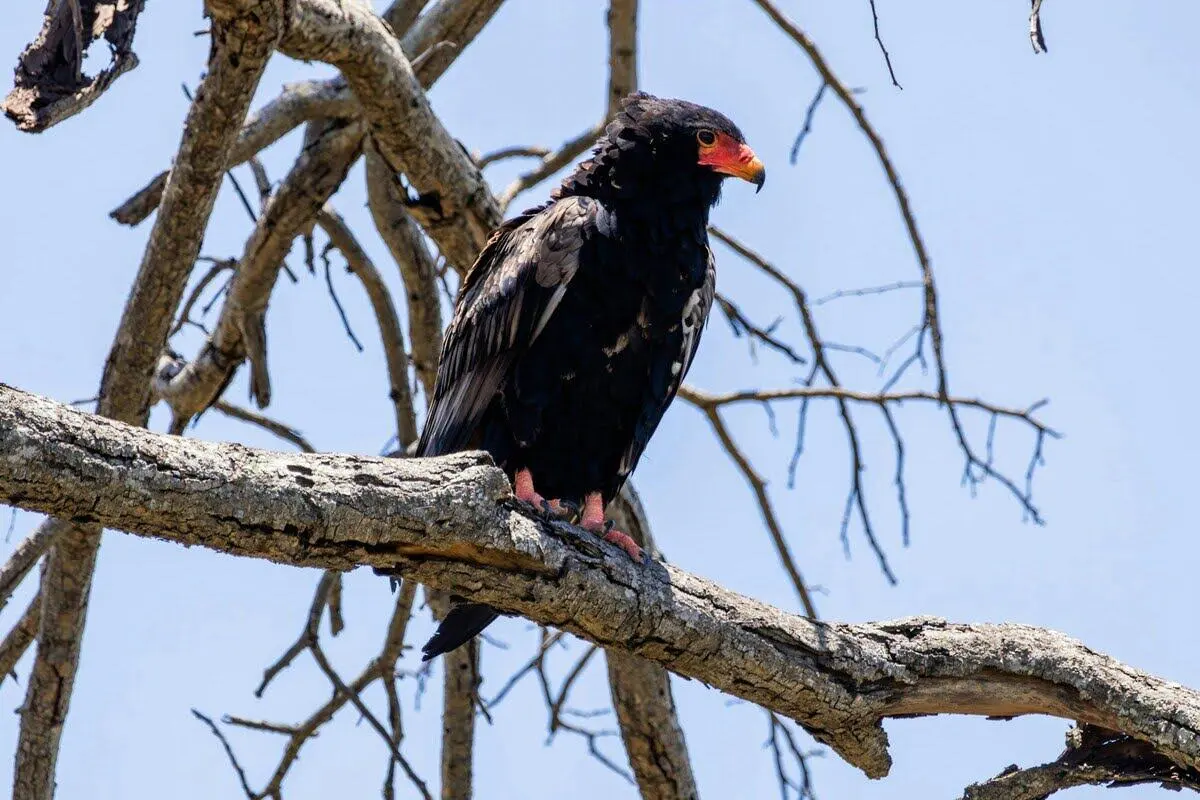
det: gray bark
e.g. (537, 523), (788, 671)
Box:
(11, 4), (283, 796)
(606, 487), (698, 800)
(4, 383), (1200, 782)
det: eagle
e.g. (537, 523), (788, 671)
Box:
(419, 92), (765, 660)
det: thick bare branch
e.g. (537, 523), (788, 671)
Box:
(3, 0), (145, 132)
(606, 485), (698, 800)
(0, 590), (41, 685)
(606, 0), (638, 119)
(498, 124), (603, 213)
(12, 6), (283, 797)
(365, 148), (444, 399)
(401, 0), (506, 85)
(316, 207), (419, 446)
(961, 725), (1200, 799)
(6, 384), (1200, 783)
(0, 520), (67, 614)
(1030, 0), (1048, 54)
(255, 0), (502, 272)
(111, 80), (358, 227)
(155, 121), (364, 429)
(383, 0), (429, 35)
(114, 0), (504, 228)
(435, 613), (479, 799)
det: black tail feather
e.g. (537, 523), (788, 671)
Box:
(421, 603), (500, 661)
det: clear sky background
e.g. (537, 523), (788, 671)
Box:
(2, 1), (1198, 798)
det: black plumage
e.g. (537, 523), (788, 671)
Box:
(419, 93), (765, 660)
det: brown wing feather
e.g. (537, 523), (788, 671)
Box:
(417, 196), (601, 456)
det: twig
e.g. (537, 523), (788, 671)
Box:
(171, 259), (236, 337)
(716, 293), (807, 365)
(221, 716), (300, 736)
(790, 83), (827, 164)
(487, 629), (568, 707)
(212, 401), (316, 453)
(680, 386), (1059, 437)
(1030, 0), (1048, 54)
(498, 124), (604, 213)
(192, 709), (255, 799)
(548, 645), (599, 735)
(320, 242), (365, 352)
(681, 393), (818, 617)
(766, 711), (821, 800)
(316, 206), (419, 446)
(475, 145), (551, 168)
(813, 280), (922, 305)
(866, 0), (902, 88)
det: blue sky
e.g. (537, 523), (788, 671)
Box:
(2, 1), (1198, 798)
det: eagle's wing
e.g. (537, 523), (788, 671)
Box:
(417, 196), (605, 456)
(615, 246), (717, 484)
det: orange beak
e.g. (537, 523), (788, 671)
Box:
(699, 136), (766, 192)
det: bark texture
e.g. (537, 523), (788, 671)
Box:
(3, 383), (1200, 782)
(255, 0), (503, 272)
(10, 5), (284, 796)
(3, 0), (145, 131)
(606, 486), (698, 800)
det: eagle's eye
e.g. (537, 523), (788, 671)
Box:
(696, 129), (717, 148)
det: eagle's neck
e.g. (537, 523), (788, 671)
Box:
(553, 136), (723, 218)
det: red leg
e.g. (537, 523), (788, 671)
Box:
(514, 468), (546, 508)
(514, 469), (575, 520)
(580, 492), (644, 562)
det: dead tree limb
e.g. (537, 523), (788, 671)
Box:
(4, 383), (1199, 785)
(3, 0), (145, 132)
(154, 121), (364, 429)
(606, 485), (698, 800)
(10, 5), (284, 796)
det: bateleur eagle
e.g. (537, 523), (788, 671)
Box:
(420, 92), (765, 660)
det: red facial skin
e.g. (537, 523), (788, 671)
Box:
(697, 132), (766, 188)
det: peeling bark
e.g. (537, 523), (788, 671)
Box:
(3, 0), (145, 132)
(10, 5), (284, 796)
(4, 383), (1200, 783)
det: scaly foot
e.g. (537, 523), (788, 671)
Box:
(580, 492), (644, 562)
(514, 470), (578, 521)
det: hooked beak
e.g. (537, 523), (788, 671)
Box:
(702, 141), (766, 192)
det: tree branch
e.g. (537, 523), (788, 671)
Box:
(154, 121), (364, 429)
(111, 79), (358, 227)
(316, 207), (419, 446)
(606, 0), (638, 119)
(497, 124), (604, 214)
(605, 485), (698, 800)
(364, 147), (443, 399)
(960, 724), (1200, 799)
(5, 383), (1199, 783)
(113, 0), (504, 229)
(0, 520), (66, 614)
(3, 0), (145, 132)
(11, 4), (283, 796)
(252, 0), (503, 272)
(0, 590), (41, 686)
